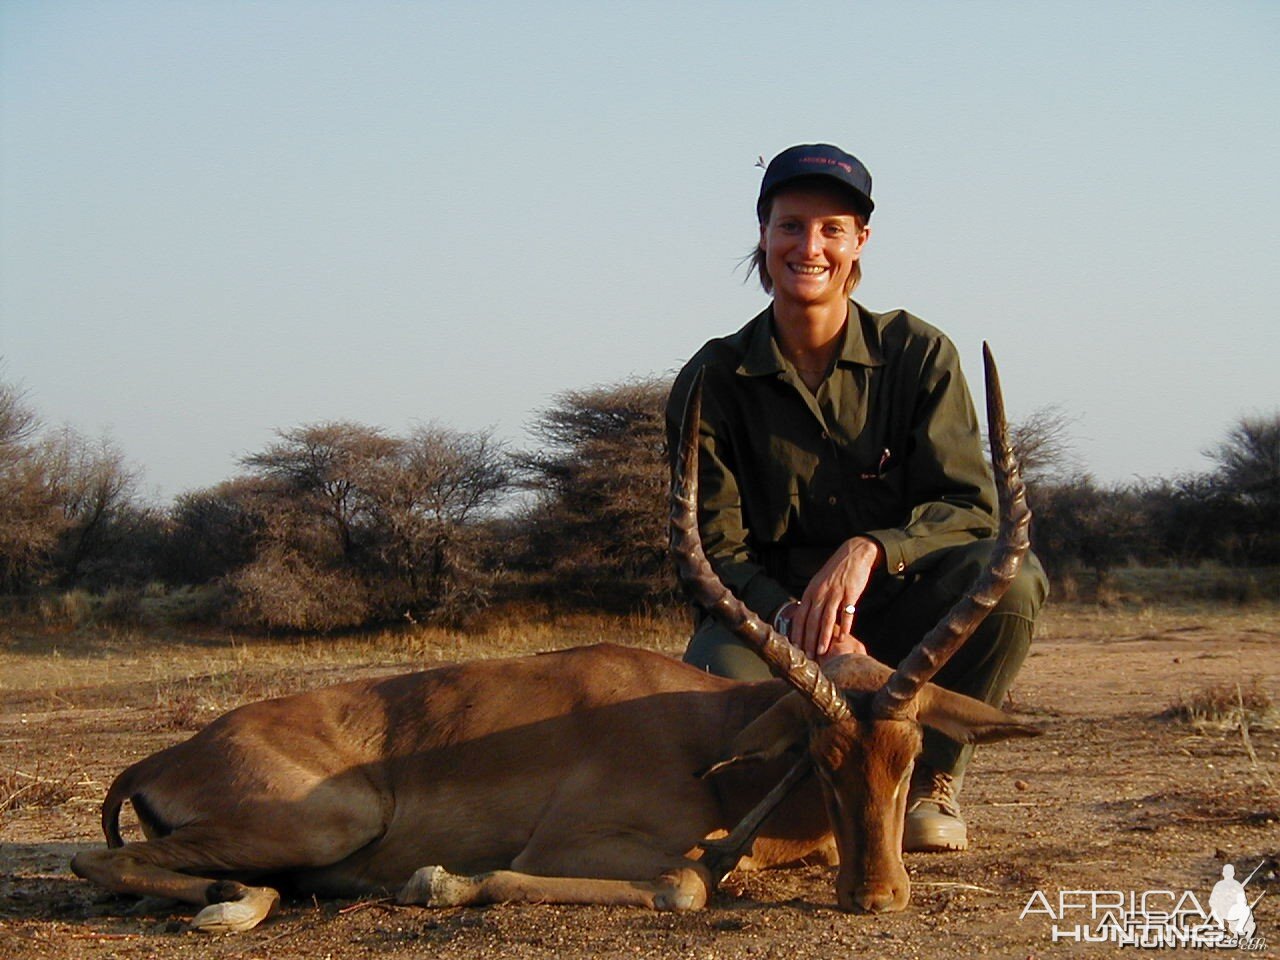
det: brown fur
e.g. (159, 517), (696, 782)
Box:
(71, 643), (1038, 929)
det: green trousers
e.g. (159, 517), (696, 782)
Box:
(682, 539), (1048, 778)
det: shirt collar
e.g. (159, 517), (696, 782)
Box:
(736, 301), (884, 376)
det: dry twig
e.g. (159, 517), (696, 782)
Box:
(1237, 682), (1279, 798)
(337, 897), (396, 915)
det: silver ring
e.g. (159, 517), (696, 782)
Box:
(842, 603), (857, 616)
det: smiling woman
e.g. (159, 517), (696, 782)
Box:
(748, 142), (873, 313)
(665, 142), (1050, 856)
(758, 188), (870, 388)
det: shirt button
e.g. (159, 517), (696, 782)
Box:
(820, 431), (830, 441)
(896, 562), (905, 573)
(828, 495), (838, 506)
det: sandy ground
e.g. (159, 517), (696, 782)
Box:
(2, 604), (1278, 959)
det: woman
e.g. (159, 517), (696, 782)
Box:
(666, 143), (1047, 853)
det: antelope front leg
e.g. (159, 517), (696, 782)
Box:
(699, 756), (814, 886)
(397, 863), (710, 911)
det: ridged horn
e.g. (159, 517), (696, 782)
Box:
(872, 343), (1031, 719)
(669, 369), (851, 725)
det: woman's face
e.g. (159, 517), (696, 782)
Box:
(760, 185), (870, 309)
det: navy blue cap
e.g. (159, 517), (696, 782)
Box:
(757, 143), (874, 221)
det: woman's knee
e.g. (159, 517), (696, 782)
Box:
(925, 540), (1048, 621)
(683, 620), (773, 681)
(994, 550), (1049, 620)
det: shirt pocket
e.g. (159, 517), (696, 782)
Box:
(850, 461), (907, 529)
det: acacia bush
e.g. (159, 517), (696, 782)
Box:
(0, 376), (152, 592)
(512, 377), (673, 609)
(225, 544), (372, 633)
(162, 478), (267, 585)
(0, 380), (58, 592)
(222, 420), (512, 631)
(1202, 412), (1280, 564)
(1026, 475), (1148, 590)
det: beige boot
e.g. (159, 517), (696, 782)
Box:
(903, 766), (967, 852)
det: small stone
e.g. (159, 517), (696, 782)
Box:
(1014, 779), (1030, 791)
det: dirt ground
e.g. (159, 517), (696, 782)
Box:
(2, 603), (1278, 959)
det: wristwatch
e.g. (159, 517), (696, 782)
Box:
(772, 601), (798, 638)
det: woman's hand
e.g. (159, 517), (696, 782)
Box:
(774, 603), (868, 659)
(789, 536), (884, 660)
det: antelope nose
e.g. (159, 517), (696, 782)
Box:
(844, 880), (909, 914)
(854, 886), (898, 913)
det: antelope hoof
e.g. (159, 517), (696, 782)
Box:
(654, 889), (699, 911)
(397, 865), (472, 907)
(188, 886), (279, 933)
(653, 867), (709, 912)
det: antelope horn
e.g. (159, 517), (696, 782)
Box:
(669, 369), (851, 725)
(872, 343), (1032, 719)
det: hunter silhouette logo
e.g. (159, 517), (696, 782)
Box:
(1209, 863), (1262, 940)
(1021, 858), (1268, 950)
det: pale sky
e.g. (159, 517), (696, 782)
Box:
(1, 1), (1276, 500)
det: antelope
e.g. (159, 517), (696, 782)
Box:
(70, 346), (1039, 932)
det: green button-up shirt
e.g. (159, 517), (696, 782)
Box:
(666, 300), (997, 622)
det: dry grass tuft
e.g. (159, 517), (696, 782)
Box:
(1163, 680), (1277, 729)
(32, 590), (95, 628)
(0, 760), (95, 815)
(1162, 681), (1280, 803)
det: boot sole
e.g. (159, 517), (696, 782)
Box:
(904, 837), (968, 853)
(903, 816), (968, 853)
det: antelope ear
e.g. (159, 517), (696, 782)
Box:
(917, 684), (1044, 745)
(699, 694), (809, 778)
